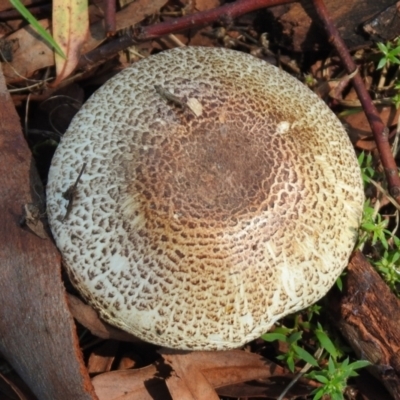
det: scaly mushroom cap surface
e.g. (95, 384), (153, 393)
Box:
(47, 46), (364, 350)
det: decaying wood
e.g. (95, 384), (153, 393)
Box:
(268, 0), (399, 51)
(0, 67), (96, 399)
(328, 251), (400, 400)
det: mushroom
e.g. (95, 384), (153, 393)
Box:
(46, 46), (364, 350)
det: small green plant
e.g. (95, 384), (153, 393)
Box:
(307, 357), (370, 400)
(304, 74), (317, 88)
(373, 235), (400, 292)
(357, 152), (375, 185)
(376, 39), (400, 69)
(358, 200), (392, 249)
(262, 327), (318, 372)
(356, 177), (400, 294)
(375, 39), (400, 108)
(314, 323), (339, 359)
(262, 319), (369, 400)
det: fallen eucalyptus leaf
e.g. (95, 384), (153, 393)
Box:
(0, 63), (96, 400)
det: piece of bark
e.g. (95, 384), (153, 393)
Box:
(362, 2), (400, 42)
(327, 251), (400, 400)
(0, 66), (96, 399)
(267, 0), (398, 52)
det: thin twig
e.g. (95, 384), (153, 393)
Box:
(7, 78), (52, 93)
(278, 348), (324, 400)
(0, 3), (50, 21)
(136, 0), (293, 40)
(78, 0), (294, 70)
(312, 0), (400, 202)
(63, 163), (87, 221)
(369, 178), (400, 211)
(0, 370), (28, 400)
(24, 93), (30, 138)
(167, 34), (186, 47)
(104, 0), (116, 36)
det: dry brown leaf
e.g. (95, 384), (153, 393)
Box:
(3, 0), (168, 84)
(0, 0), (11, 13)
(117, 352), (142, 370)
(354, 136), (377, 152)
(52, 0), (89, 85)
(163, 352), (220, 400)
(216, 378), (315, 399)
(343, 106), (400, 150)
(2, 19), (53, 84)
(162, 350), (286, 389)
(92, 350), (285, 400)
(194, 0), (221, 12)
(20, 203), (48, 239)
(0, 65), (97, 400)
(222, 375), (316, 399)
(88, 341), (119, 375)
(92, 364), (164, 400)
(82, 0), (168, 53)
(67, 293), (143, 343)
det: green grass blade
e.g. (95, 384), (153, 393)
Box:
(10, 0), (66, 59)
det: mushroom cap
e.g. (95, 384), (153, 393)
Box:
(47, 46), (364, 350)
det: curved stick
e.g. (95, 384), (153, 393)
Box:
(312, 0), (400, 201)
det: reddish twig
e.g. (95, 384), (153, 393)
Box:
(312, 0), (400, 201)
(78, 0), (294, 69)
(136, 0), (293, 40)
(104, 0), (116, 36)
(0, 4), (51, 21)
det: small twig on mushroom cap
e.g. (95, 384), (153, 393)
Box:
(312, 0), (400, 203)
(62, 163), (87, 222)
(155, 85), (202, 117)
(155, 85), (187, 109)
